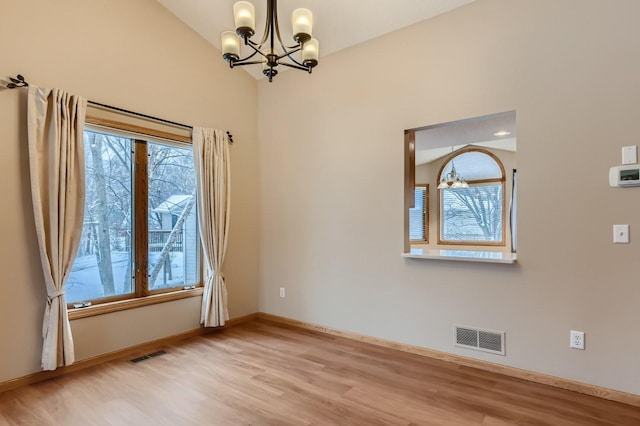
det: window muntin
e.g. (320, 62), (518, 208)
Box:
(67, 129), (199, 305)
(409, 184), (428, 242)
(438, 149), (505, 246)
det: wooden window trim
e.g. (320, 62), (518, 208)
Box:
(134, 140), (149, 297)
(68, 287), (203, 320)
(403, 132), (416, 253)
(85, 117), (192, 144)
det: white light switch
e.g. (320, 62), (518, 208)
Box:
(622, 146), (637, 165)
(613, 224), (630, 244)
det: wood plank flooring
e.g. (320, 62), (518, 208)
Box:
(1, 319), (639, 425)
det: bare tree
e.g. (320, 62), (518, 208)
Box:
(447, 185), (502, 240)
(87, 133), (115, 295)
(70, 132), (196, 301)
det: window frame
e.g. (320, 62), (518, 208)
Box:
(68, 112), (203, 319)
(436, 148), (506, 247)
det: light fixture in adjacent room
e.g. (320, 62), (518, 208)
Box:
(221, 0), (320, 82)
(438, 160), (469, 189)
(494, 130), (511, 137)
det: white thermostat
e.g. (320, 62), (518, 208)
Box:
(609, 165), (640, 187)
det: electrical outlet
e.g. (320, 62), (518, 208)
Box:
(613, 224), (630, 244)
(279, 287), (285, 298)
(570, 330), (585, 350)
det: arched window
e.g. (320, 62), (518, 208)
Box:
(437, 148), (505, 246)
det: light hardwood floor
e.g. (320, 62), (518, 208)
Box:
(1, 319), (639, 425)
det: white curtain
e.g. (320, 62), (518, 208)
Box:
(27, 87), (87, 370)
(193, 127), (231, 327)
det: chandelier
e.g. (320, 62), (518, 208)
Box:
(437, 161), (469, 189)
(221, 0), (319, 82)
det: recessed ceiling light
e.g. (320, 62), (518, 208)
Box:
(494, 130), (511, 137)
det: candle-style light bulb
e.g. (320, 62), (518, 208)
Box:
(292, 8), (312, 43)
(221, 31), (240, 63)
(234, 1), (255, 39)
(302, 38), (319, 68)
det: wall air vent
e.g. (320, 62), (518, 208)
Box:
(454, 325), (505, 356)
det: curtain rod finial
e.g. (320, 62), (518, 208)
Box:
(4, 74), (29, 89)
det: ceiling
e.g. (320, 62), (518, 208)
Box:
(155, 0), (476, 80)
(412, 111), (517, 165)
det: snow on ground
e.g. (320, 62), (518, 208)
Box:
(66, 252), (186, 303)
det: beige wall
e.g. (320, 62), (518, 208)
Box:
(258, 0), (640, 395)
(0, 0), (259, 381)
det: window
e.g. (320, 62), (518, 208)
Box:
(438, 149), (505, 246)
(409, 184), (428, 242)
(404, 111), (516, 260)
(66, 128), (199, 306)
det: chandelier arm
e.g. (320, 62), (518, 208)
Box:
(230, 60), (265, 67)
(271, 0), (307, 59)
(283, 43), (301, 50)
(258, 0), (275, 46)
(233, 47), (263, 64)
(243, 40), (269, 58)
(274, 42), (300, 59)
(277, 46), (301, 59)
(282, 53), (307, 69)
(278, 62), (311, 72)
(272, 2), (294, 53)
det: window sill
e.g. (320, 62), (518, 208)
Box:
(68, 287), (204, 320)
(402, 249), (517, 264)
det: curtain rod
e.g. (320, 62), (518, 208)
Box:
(3, 74), (234, 144)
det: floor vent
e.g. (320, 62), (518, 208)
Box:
(128, 350), (168, 364)
(454, 325), (505, 356)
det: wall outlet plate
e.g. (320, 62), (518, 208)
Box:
(613, 224), (630, 244)
(570, 330), (585, 350)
